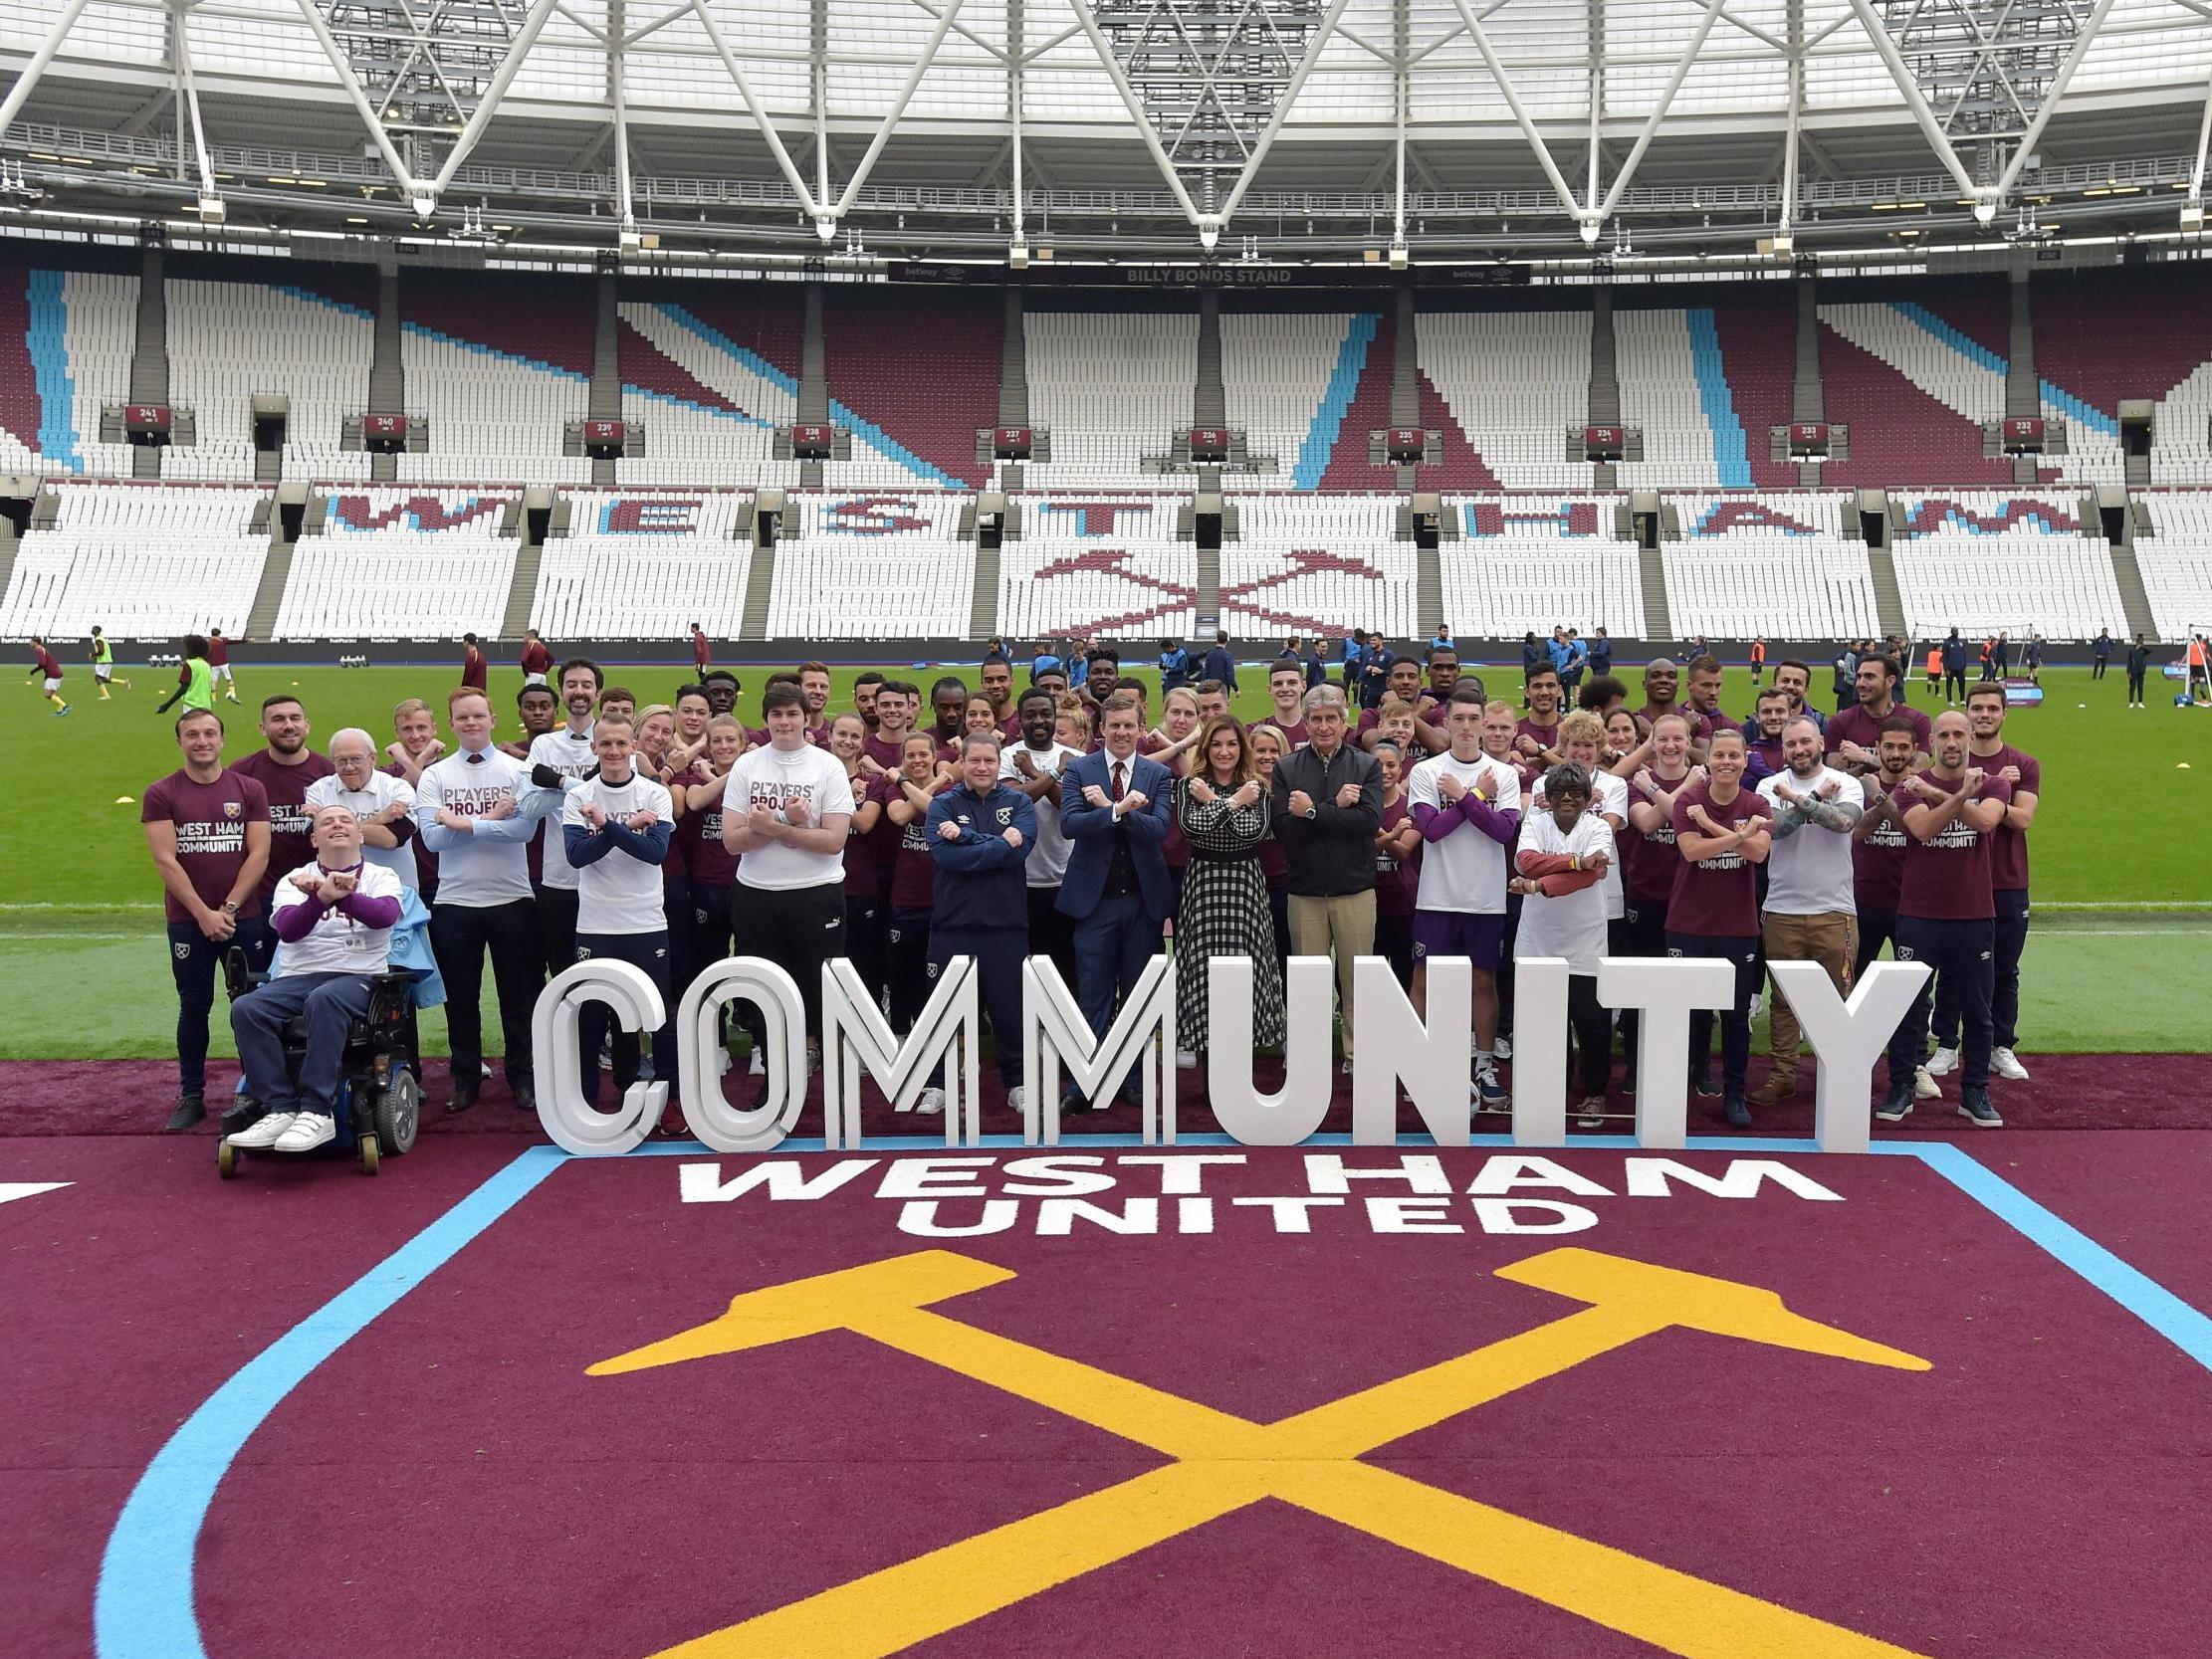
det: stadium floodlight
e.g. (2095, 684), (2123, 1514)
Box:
(1769, 229), (1794, 257)
(1579, 219), (1602, 245)
(1199, 225), (1220, 252)
(2184, 203), (2206, 234)
(618, 225), (642, 253)
(1008, 243), (1028, 270)
(1388, 241), (1409, 271)
(1973, 200), (1999, 224)
(195, 196), (224, 224)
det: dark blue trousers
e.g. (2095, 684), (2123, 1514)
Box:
(167, 917), (271, 1096)
(231, 971), (374, 1116)
(930, 926), (1026, 1084)
(1072, 892), (1163, 1045)
(574, 930), (676, 1107)
(1932, 888), (2028, 1052)
(1888, 915), (1994, 1093)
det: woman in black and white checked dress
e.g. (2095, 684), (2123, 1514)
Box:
(1174, 718), (1285, 1051)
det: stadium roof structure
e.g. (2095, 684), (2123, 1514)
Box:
(1, 0), (2209, 271)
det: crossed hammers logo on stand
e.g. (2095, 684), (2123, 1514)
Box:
(591, 1248), (1934, 1659)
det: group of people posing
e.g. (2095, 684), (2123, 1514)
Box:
(138, 633), (2038, 1148)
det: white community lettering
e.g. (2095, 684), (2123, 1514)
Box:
(171, 819), (248, 856)
(669, 1151), (1846, 1238)
(533, 954), (1931, 1156)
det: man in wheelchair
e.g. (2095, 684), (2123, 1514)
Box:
(225, 803), (407, 1154)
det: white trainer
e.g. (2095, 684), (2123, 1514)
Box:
(273, 1112), (335, 1152)
(225, 1110), (297, 1149)
(1176, 1048), (1199, 1071)
(914, 1087), (946, 1116)
(1913, 1066), (1941, 1101)
(748, 1048), (765, 1076)
(1924, 1046), (1959, 1078)
(1005, 1086), (1027, 1117)
(1492, 1034), (1513, 1062)
(1576, 1096), (1607, 1129)
(1990, 1047), (2031, 1081)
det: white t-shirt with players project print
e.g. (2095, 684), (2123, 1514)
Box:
(1406, 750), (1522, 915)
(561, 773), (675, 934)
(722, 741), (857, 892)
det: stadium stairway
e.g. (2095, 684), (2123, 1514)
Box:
(1589, 289), (1621, 490)
(2008, 274), (2040, 487)
(2103, 515), (2159, 642)
(500, 538), (543, 641)
(1863, 518), (1908, 640)
(589, 271), (621, 488)
(244, 524), (294, 642)
(967, 538), (1000, 640)
(127, 244), (165, 482)
(996, 289), (1027, 489)
(1392, 288), (1420, 490)
(367, 257), (403, 485)
(1638, 536), (1672, 640)
(741, 540), (776, 641)
(1416, 537), (1441, 641)
(798, 288), (828, 490)
(1195, 291), (1224, 429)
(1793, 281), (1828, 488)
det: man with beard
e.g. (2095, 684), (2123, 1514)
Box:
(229, 695), (337, 974)
(797, 660), (835, 742)
(1876, 711), (2012, 1129)
(1758, 659), (1826, 734)
(852, 671), (886, 734)
(1744, 688), (1794, 782)
(1680, 655), (1728, 751)
(980, 654), (1019, 736)
(1851, 716), (1940, 1105)
(1750, 717), (1864, 1110)
(1516, 665), (1566, 770)
(929, 676), (972, 750)
(1367, 657), (1446, 755)
(1422, 647), (1462, 715)
(1926, 686), (2039, 1084)
(518, 658), (603, 977)
(1828, 653), (1932, 778)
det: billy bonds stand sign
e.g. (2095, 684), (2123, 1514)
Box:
(533, 954), (1932, 1156)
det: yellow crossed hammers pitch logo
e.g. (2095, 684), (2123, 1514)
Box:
(590, 1247), (1933, 1659)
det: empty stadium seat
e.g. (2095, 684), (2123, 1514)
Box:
(1021, 310), (1198, 490)
(1422, 311), (1594, 490)
(0, 482), (268, 637)
(1889, 491), (2122, 639)
(531, 491), (753, 639)
(276, 489), (517, 638)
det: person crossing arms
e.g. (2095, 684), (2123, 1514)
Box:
(926, 734), (1037, 1114)
(1750, 717), (1864, 1113)
(563, 717), (678, 1108)
(1926, 686), (2039, 1083)
(1876, 711), (2013, 1129)
(1666, 728), (1773, 1128)
(517, 658), (604, 977)
(90, 626), (130, 697)
(27, 636), (69, 717)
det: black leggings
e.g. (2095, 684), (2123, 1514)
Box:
(1376, 912), (1415, 990)
(1567, 973), (1612, 1098)
(2127, 669), (2146, 702)
(886, 908), (934, 1033)
(1666, 931), (1760, 1098)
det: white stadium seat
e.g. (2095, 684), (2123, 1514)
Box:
(0, 482), (268, 637)
(275, 489), (517, 639)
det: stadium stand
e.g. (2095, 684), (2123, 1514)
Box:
(822, 287), (998, 490)
(997, 493), (1190, 640)
(275, 489), (517, 638)
(1218, 310), (1367, 488)
(164, 276), (374, 483)
(1441, 496), (1645, 636)
(1888, 491), (2122, 639)
(531, 492), (752, 640)
(2138, 491), (2212, 640)
(1705, 288), (1803, 491)
(618, 293), (799, 490)
(39, 270), (141, 479)
(398, 276), (592, 485)
(0, 482), (268, 638)
(2032, 268), (2212, 488)
(1663, 494), (1880, 640)
(1617, 308), (1740, 490)
(1022, 306), (1198, 488)
(767, 491), (973, 638)
(1221, 493), (1411, 635)
(1421, 309), (1593, 489)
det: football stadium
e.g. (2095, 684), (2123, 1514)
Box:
(4, 1), (2211, 1653)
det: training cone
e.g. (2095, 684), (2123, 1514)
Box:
(113, 795), (134, 805)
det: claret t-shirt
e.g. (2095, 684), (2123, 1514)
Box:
(1897, 769), (2013, 921)
(141, 768), (271, 923)
(1665, 781), (1770, 936)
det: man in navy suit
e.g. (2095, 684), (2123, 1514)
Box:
(1055, 694), (1174, 1105)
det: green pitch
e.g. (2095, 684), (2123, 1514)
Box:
(2, 655), (2205, 1059)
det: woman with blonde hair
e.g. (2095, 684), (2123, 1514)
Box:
(1173, 716), (1283, 1057)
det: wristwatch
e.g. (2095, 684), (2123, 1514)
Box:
(222, 901), (240, 916)
(1303, 803), (1318, 820)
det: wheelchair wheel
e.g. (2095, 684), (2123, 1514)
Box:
(358, 1134), (380, 1175)
(375, 1071), (421, 1156)
(217, 1141), (238, 1180)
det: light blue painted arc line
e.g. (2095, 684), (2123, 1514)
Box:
(1904, 1139), (2212, 1370)
(1892, 299), (2008, 375)
(93, 1144), (569, 1659)
(648, 302), (802, 398)
(2036, 377), (2120, 438)
(1685, 308), (1753, 489)
(27, 268), (81, 470)
(1293, 312), (1376, 491)
(826, 395), (965, 489)
(620, 382), (774, 430)
(398, 319), (590, 383)
(270, 283), (376, 322)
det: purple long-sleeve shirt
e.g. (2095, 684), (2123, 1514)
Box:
(272, 879), (402, 941)
(1413, 793), (1519, 848)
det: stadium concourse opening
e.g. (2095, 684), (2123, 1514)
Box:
(6, 239), (2212, 1659)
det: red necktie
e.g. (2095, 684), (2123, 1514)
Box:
(1111, 761), (1126, 801)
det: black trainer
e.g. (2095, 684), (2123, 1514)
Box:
(1723, 1095), (1752, 1129)
(164, 1092), (205, 1132)
(444, 1085), (480, 1116)
(1875, 1083), (1913, 1123)
(1691, 1072), (1720, 1099)
(220, 1097), (262, 1138)
(1958, 1087), (2003, 1129)
(511, 1081), (536, 1115)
